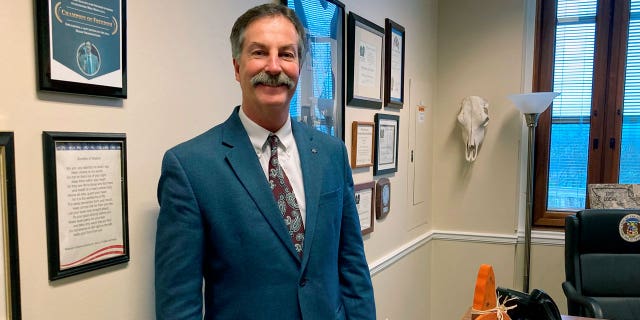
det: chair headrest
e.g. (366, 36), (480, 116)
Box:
(575, 209), (640, 254)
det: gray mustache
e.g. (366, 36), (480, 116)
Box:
(250, 72), (295, 89)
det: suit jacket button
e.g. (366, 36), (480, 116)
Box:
(299, 278), (307, 287)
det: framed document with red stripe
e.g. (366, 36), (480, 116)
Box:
(43, 131), (129, 280)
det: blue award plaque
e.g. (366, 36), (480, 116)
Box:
(36, 0), (127, 98)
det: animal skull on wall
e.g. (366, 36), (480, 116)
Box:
(457, 96), (489, 162)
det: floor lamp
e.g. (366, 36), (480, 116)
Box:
(508, 92), (560, 293)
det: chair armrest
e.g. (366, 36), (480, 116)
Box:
(562, 281), (604, 318)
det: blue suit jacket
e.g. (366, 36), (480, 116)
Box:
(155, 107), (375, 319)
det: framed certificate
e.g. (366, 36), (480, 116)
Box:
(351, 121), (375, 168)
(384, 18), (405, 108)
(43, 132), (129, 280)
(354, 182), (375, 235)
(374, 113), (399, 176)
(347, 12), (384, 109)
(282, 0), (346, 139)
(0, 133), (21, 319)
(35, 0), (127, 98)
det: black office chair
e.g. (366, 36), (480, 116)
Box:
(563, 209), (640, 319)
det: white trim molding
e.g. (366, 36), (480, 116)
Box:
(368, 229), (565, 275)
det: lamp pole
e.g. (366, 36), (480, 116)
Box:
(522, 113), (540, 293)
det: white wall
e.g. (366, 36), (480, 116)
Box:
(1, 0), (570, 319)
(0, 0), (437, 319)
(433, 0), (568, 319)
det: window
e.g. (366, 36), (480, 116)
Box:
(534, 0), (640, 227)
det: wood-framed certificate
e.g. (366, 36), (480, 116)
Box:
(351, 121), (375, 168)
(355, 182), (375, 235)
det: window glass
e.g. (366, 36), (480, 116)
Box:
(547, 0), (597, 210)
(620, 0), (640, 183)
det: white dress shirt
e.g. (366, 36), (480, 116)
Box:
(238, 107), (306, 224)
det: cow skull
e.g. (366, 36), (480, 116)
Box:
(457, 96), (489, 162)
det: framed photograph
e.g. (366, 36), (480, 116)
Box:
(376, 178), (391, 219)
(0, 133), (21, 319)
(384, 18), (405, 108)
(354, 182), (375, 235)
(282, 0), (345, 139)
(351, 121), (375, 168)
(35, 0), (127, 98)
(374, 113), (399, 176)
(347, 12), (384, 109)
(43, 132), (129, 280)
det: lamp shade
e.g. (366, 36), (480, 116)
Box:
(508, 92), (560, 114)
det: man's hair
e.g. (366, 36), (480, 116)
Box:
(230, 3), (306, 62)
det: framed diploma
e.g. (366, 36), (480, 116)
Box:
(374, 113), (399, 176)
(43, 132), (129, 280)
(0, 133), (22, 319)
(347, 12), (384, 109)
(282, 0), (346, 139)
(376, 178), (391, 219)
(355, 182), (375, 235)
(384, 18), (405, 109)
(351, 121), (375, 168)
(35, 0), (127, 98)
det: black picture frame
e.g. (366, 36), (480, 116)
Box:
(347, 12), (384, 109)
(282, 0), (346, 139)
(35, 0), (127, 98)
(374, 113), (399, 176)
(354, 182), (375, 235)
(0, 132), (22, 319)
(384, 18), (405, 108)
(43, 132), (129, 280)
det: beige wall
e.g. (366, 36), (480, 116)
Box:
(0, 0), (569, 319)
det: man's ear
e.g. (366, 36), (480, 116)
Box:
(233, 58), (240, 82)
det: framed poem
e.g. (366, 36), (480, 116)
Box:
(375, 178), (391, 219)
(374, 113), (399, 176)
(282, 0), (345, 139)
(354, 182), (375, 235)
(384, 18), (405, 108)
(347, 12), (384, 109)
(35, 0), (127, 98)
(351, 121), (375, 168)
(0, 133), (22, 319)
(43, 132), (129, 280)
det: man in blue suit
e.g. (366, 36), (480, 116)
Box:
(155, 3), (375, 319)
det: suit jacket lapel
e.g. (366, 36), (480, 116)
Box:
(292, 122), (322, 268)
(222, 109), (301, 260)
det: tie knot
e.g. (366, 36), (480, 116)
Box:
(268, 134), (280, 150)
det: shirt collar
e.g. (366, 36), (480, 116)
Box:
(238, 106), (294, 153)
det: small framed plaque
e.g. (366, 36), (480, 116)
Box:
(355, 182), (375, 235)
(351, 121), (375, 168)
(43, 131), (129, 280)
(376, 178), (391, 219)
